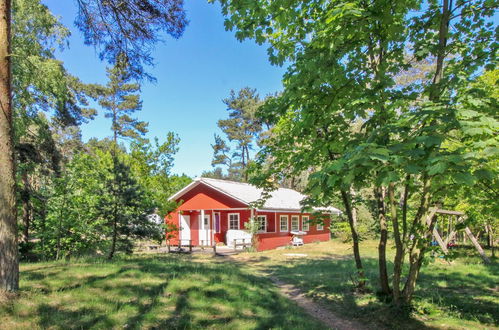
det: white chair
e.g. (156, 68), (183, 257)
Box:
(292, 236), (304, 246)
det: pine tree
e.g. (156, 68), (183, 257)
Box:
(1, 0), (186, 292)
(96, 61), (148, 149)
(94, 61), (149, 259)
(211, 87), (263, 181)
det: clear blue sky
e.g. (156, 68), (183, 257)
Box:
(43, 0), (286, 177)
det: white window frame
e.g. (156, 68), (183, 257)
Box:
(291, 215), (300, 231)
(256, 215), (267, 233)
(302, 215), (310, 231)
(228, 213), (240, 230)
(317, 221), (324, 231)
(279, 215), (289, 232)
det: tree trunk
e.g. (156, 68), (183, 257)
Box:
(375, 186), (391, 295)
(21, 171), (31, 244)
(402, 178), (433, 304)
(241, 145), (246, 167)
(402, 247), (425, 303)
(55, 184), (69, 260)
(108, 215), (118, 260)
(389, 183), (405, 305)
(340, 189), (366, 290)
(108, 162), (119, 260)
(485, 224), (491, 248)
(403, 218), (435, 303)
(0, 0), (19, 293)
(429, 0), (451, 101)
(39, 199), (47, 260)
(486, 224), (495, 257)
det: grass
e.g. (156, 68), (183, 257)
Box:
(232, 239), (499, 329)
(2, 241), (497, 329)
(1, 254), (324, 329)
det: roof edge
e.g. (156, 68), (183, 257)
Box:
(167, 178), (201, 201)
(197, 179), (249, 206)
(257, 208), (341, 214)
(167, 178), (250, 206)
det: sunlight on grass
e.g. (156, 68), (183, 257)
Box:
(1, 255), (323, 329)
(2, 241), (497, 329)
(233, 239), (499, 330)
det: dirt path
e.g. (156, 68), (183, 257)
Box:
(269, 276), (367, 330)
(222, 255), (367, 330)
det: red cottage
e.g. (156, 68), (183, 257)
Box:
(166, 178), (341, 251)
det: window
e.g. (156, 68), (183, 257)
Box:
(302, 216), (310, 231)
(280, 215), (288, 232)
(317, 221), (324, 230)
(256, 215), (267, 232)
(228, 213), (239, 230)
(291, 216), (299, 231)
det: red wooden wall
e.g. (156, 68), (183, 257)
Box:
(165, 182), (332, 251)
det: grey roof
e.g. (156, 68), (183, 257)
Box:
(169, 177), (341, 214)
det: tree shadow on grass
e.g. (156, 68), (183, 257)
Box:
(259, 255), (497, 329)
(21, 265), (131, 294)
(14, 254), (324, 329)
(417, 266), (499, 325)
(37, 304), (114, 329)
(127, 255), (325, 329)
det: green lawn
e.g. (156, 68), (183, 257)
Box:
(2, 241), (497, 329)
(233, 240), (499, 329)
(1, 254), (323, 329)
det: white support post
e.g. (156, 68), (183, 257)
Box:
(211, 209), (215, 249)
(201, 209), (205, 246)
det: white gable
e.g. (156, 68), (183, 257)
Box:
(169, 177), (341, 214)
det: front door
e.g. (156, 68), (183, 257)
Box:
(180, 214), (190, 242)
(199, 214), (211, 246)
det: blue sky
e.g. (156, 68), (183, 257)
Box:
(43, 0), (286, 177)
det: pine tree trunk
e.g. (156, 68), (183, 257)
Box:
(0, 0), (19, 293)
(109, 116), (119, 260)
(108, 215), (118, 260)
(340, 189), (366, 290)
(375, 186), (391, 295)
(108, 162), (118, 260)
(21, 171), (31, 244)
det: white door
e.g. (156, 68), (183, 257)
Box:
(199, 214), (211, 246)
(180, 215), (190, 242)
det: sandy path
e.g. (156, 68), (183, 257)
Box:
(223, 254), (367, 330)
(269, 276), (368, 330)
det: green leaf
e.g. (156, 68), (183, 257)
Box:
(427, 162), (447, 175)
(453, 172), (475, 185)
